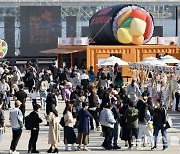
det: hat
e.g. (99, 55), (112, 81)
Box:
(15, 100), (22, 107)
(111, 97), (117, 102)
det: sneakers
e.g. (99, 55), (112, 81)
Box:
(162, 147), (168, 151)
(77, 146), (82, 151)
(83, 147), (91, 151)
(151, 146), (157, 150)
(12, 151), (19, 154)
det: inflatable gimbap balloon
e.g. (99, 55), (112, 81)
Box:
(89, 5), (154, 45)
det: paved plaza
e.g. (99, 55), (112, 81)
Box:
(0, 94), (180, 154)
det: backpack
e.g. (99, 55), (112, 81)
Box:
(59, 116), (65, 127)
(25, 115), (32, 130)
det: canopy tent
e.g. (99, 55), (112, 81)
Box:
(98, 56), (128, 66)
(40, 45), (87, 54)
(158, 55), (180, 64)
(138, 56), (166, 66)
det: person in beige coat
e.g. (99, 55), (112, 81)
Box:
(46, 109), (60, 153)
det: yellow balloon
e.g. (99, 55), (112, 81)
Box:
(132, 35), (144, 45)
(117, 28), (132, 44)
(130, 18), (146, 35)
(117, 10), (132, 27)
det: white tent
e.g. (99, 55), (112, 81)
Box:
(98, 56), (128, 66)
(158, 55), (180, 64)
(139, 56), (166, 66)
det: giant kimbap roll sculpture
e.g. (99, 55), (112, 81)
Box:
(89, 5), (154, 45)
(0, 39), (8, 58)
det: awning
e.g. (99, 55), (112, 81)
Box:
(40, 45), (87, 54)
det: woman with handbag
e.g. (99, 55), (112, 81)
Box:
(152, 99), (168, 151)
(63, 103), (76, 151)
(136, 98), (153, 150)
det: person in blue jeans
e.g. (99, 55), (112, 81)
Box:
(152, 99), (168, 151)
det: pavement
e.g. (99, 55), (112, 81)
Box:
(0, 92), (180, 154)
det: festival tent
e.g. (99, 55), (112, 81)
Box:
(98, 56), (128, 66)
(158, 55), (180, 64)
(138, 56), (167, 66)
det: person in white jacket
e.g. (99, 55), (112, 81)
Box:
(100, 102), (116, 150)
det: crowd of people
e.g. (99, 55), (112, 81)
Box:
(0, 60), (179, 154)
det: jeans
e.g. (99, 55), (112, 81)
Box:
(28, 130), (39, 151)
(10, 129), (22, 151)
(113, 122), (119, 146)
(0, 128), (3, 142)
(40, 91), (47, 109)
(153, 126), (168, 148)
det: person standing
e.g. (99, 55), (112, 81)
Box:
(14, 83), (27, 120)
(126, 78), (141, 106)
(152, 99), (168, 151)
(76, 102), (92, 151)
(9, 100), (23, 154)
(100, 102), (116, 150)
(124, 100), (139, 149)
(111, 97), (121, 149)
(63, 103), (76, 151)
(46, 108), (60, 153)
(88, 66), (95, 85)
(0, 98), (5, 143)
(28, 104), (43, 153)
(39, 75), (49, 110)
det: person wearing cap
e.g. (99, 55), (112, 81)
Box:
(100, 102), (116, 150)
(111, 97), (121, 149)
(76, 102), (92, 151)
(9, 100), (23, 154)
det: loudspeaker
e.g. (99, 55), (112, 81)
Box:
(66, 16), (77, 37)
(153, 26), (163, 37)
(81, 26), (89, 37)
(4, 16), (15, 57)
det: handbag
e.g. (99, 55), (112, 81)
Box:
(165, 114), (173, 129)
(164, 109), (173, 129)
(147, 122), (154, 131)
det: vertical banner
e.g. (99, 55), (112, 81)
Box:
(4, 16), (15, 57)
(66, 16), (77, 37)
(20, 6), (61, 57)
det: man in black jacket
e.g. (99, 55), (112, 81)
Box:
(28, 104), (42, 153)
(14, 83), (27, 120)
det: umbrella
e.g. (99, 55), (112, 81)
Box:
(98, 56), (128, 66)
(158, 55), (180, 64)
(139, 56), (166, 66)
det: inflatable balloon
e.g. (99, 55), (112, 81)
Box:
(89, 5), (154, 45)
(0, 39), (8, 58)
